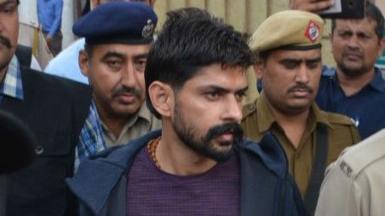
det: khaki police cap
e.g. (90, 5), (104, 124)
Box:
(249, 10), (324, 53)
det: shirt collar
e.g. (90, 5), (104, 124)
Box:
(256, 92), (331, 132)
(100, 103), (153, 139)
(325, 66), (385, 93)
(368, 67), (385, 92)
(1, 55), (24, 100)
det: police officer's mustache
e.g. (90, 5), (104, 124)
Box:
(0, 35), (12, 49)
(112, 86), (142, 98)
(288, 84), (313, 94)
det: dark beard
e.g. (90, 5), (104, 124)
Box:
(172, 103), (243, 162)
(337, 60), (371, 78)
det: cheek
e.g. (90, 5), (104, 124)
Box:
(90, 70), (121, 95)
(136, 73), (146, 93)
(310, 72), (321, 89)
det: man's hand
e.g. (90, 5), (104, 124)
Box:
(290, 0), (334, 12)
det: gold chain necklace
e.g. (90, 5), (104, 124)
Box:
(147, 137), (161, 168)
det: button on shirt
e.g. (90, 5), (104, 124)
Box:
(316, 66), (385, 139)
(241, 93), (360, 195)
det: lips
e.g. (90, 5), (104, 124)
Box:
(217, 133), (234, 145)
(288, 87), (312, 98)
(116, 93), (136, 104)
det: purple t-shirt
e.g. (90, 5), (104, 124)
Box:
(127, 147), (240, 216)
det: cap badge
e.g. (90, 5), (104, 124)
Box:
(304, 20), (320, 42)
(142, 19), (155, 39)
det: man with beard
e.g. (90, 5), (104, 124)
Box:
(315, 2), (385, 139)
(0, 0), (91, 215)
(67, 7), (306, 216)
(241, 10), (360, 214)
(74, 2), (161, 166)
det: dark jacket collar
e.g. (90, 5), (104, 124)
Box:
(67, 130), (288, 215)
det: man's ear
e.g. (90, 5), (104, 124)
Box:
(78, 50), (90, 77)
(148, 81), (174, 118)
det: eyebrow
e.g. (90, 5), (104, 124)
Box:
(202, 85), (249, 93)
(101, 51), (149, 61)
(280, 57), (321, 63)
(101, 51), (125, 61)
(133, 53), (148, 60)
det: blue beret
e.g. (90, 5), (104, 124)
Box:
(73, 2), (157, 45)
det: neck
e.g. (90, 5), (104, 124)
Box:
(336, 67), (375, 96)
(155, 121), (217, 176)
(268, 104), (310, 148)
(101, 116), (128, 138)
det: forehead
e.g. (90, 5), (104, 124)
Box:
(182, 64), (248, 90)
(91, 43), (151, 57)
(267, 48), (321, 60)
(334, 18), (377, 33)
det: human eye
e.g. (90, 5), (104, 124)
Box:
(105, 58), (123, 71)
(357, 32), (371, 41)
(306, 60), (321, 70)
(205, 91), (221, 101)
(235, 90), (246, 102)
(1, 3), (17, 14)
(134, 59), (147, 72)
(281, 60), (299, 70)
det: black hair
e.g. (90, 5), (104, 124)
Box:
(145, 7), (255, 118)
(84, 42), (94, 58)
(331, 1), (384, 39)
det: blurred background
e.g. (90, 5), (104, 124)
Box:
(17, 0), (385, 70)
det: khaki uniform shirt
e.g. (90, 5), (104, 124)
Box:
(241, 93), (360, 195)
(102, 104), (161, 147)
(315, 129), (385, 216)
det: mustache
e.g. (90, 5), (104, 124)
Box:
(288, 84), (313, 94)
(0, 35), (12, 49)
(342, 47), (363, 57)
(111, 86), (142, 98)
(205, 122), (243, 143)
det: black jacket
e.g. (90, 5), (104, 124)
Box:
(0, 65), (92, 216)
(68, 130), (307, 216)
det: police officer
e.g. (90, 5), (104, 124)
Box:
(315, 129), (385, 216)
(74, 1), (161, 166)
(241, 10), (360, 214)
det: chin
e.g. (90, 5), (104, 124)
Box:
(111, 107), (141, 118)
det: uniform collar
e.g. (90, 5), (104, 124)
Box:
(0, 55), (24, 100)
(100, 103), (153, 142)
(256, 92), (331, 133)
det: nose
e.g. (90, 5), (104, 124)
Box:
(295, 64), (309, 84)
(346, 35), (360, 50)
(121, 62), (138, 87)
(222, 96), (243, 123)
